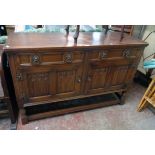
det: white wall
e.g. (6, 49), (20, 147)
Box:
(137, 25), (155, 77)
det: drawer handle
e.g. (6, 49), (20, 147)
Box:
(32, 55), (40, 64)
(16, 73), (23, 81)
(64, 53), (72, 63)
(100, 51), (107, 59)
(77, 77), (81, 83)
(87, 76), (92, 82)
(123, 49), (131, 58)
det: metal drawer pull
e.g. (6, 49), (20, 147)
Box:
(16, 73), (23, 81)
(123, 49), (131, 58)
(87, 76), (91, 82)
(64, 53), (72, 63)
(77, 77), (81, 83)
(100, 51), (107, 59)
(32, 55), (40, 64)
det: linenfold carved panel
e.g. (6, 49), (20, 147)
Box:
(90, 67), (109, 89)
(27, 72), (50, 97)
(57, 70), (76, 93)
(111, 66), (128, 85)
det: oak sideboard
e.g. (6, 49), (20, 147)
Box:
(3, 31), (148, 124)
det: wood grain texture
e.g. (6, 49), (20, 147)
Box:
(4, 31), (148, 52)
(3, 32), (148, 124)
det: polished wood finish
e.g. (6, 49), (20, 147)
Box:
(3, 31), (148, 124)
(4, 32), (147, 50)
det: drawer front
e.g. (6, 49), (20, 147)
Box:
(88, 48), (142, 61)
(14, 51), (84, 68)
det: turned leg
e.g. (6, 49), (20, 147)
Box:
(65, 25), (70, 36)
(120, 25), (125, 41)
(73, 25), (80, 43)
(116, 91), (127, 105)
(20, 108), (28, 125)
(102, 25), (109, 34)
(120, 91), (126, 105)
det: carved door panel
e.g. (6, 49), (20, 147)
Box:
(55, 63), (83, 98)
(85, 49), (136, 94)
(109, 63), (137, 88)
(86, 64), (131, 94)
(85, 57), (134, 94)
(16, 63), (83, 104)
(16, 68), (56, 104)
(109, 66), (129, 87)
(85, 61), (111, 94)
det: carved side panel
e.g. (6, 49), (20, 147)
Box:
(85, 65), (111, 94)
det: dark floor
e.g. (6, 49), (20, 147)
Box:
(0, 82), (155, 130)
(0, 118), (10, 130)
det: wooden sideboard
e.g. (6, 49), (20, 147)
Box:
(3, 31), (148, 124)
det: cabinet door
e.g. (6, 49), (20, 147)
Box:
(16, 63), (83, 105)
(85, 60), (111, 94)
(109, 65), (129, 87)
(85, 49), (137, 94)
(85, 63), (133, 94)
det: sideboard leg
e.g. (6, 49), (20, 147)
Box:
(119, 91), (127, 105)
(73, 25), (80, 43)
(20, 109), (28, 125)
(116, 91), (126, 105)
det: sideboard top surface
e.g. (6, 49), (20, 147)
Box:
(4, 31), (148, 52)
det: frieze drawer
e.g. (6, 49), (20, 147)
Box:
(88, 48), (142, 60)
(14, 51), (84, 67)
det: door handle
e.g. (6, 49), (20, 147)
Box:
(77, 77), (81, 83)
(32, 55), (40, 64)
(123, 49), (131, 58)
(87, 76), (92, 82)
